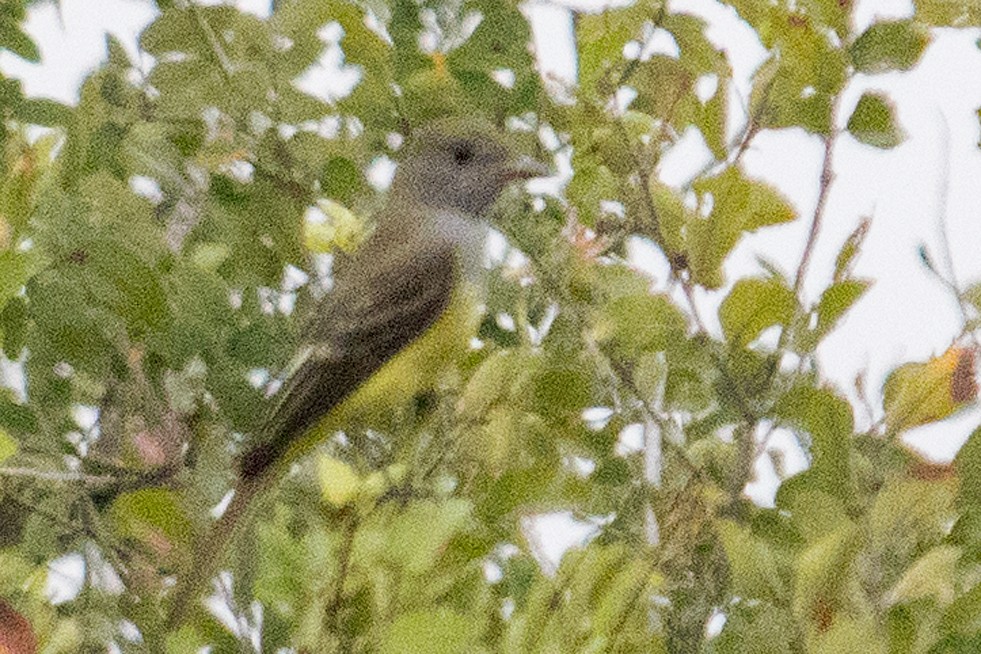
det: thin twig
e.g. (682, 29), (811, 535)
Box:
(921, 113), (980, 348)
(793, 132), (836, 298)
(325, 512), (358, 636)
(0, 467), (119, 487)
(185, 1), (236, 79)
(682, 120), (760, 192)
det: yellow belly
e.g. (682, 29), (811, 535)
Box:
(281, 282), (480, 462)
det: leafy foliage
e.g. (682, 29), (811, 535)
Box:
(0, 0), (978, 652)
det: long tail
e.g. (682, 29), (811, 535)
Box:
(165, 472), (267, 629)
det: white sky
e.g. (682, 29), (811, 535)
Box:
(3, 0), (980, 518)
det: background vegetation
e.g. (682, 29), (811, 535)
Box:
(0, 0), (980, 651)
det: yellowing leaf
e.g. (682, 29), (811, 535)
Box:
(812, 617), (887, 654)
(189, 242), (230, 271)
(305, 200), (367, 254)
(317, 454), (361, 507)
(883, 346), (978, 433)
(0, 599), (36, 654)
(109, 489), (191, 564)
(380, 608), (479, 654)
(0, 428), (16, 464)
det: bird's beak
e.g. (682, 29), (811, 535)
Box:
(503, 155), (550, 181)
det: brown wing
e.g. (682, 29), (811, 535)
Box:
(237, 240), (457, 480)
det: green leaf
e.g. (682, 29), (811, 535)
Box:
(868, 478), (956, 557)
(847, 92), (905, 149)
(0, 397), (37, 436)
(566, 155), (618, 227)
(697, 70), (729, 160)
(0, 17), (39, 62)
(0, 296), (27, 358)
(13, 98), (74, 127)
(720, 277), (796, 347)
(105, 34), (133, 70)
(458, 349), (540, 420)
(532, 361), (596, 422)
(446, 2), (541, 116)
(799, 0), (851, 38)
(189, 242), (230, 272)
(746, 13), (847, 135)
(27, 272), (115, 373)
(717, 520), (788, 604)
(941, 580), (981, 637)
(714, 602), (796, 654)
(592, 554), (662, 637)
(793, 522), (861, 626)
(600, 292), (688, 356)
(915, 0), (981, 26)
(649, 181), (692, 256)
(663, 13), (724, 74)
(812, 279), (870, 341)
(775, 386), (853, 498)
(475, 463), (556, 524)
(82, 240), (172, 337)
(885, 545), (961, 606)
(775, 484), (849, 541)
(689, 168), (796, 288)
(833, 218), (870, 282)
(320, 156), (366, 206)
(165, 626), (209, 654)
(850, 20), (931, 73)
(0, 251), (30, 307)
(631, 56), (695, 120)
(380, 609), (479, 654)
(663, 343), (716, 415)
(382, 499), (473, 575)
(577, 5), (648, 96)
(266, 8), (329, 78)
(955, 425), (981, 510)
(140, 7), (221, 59)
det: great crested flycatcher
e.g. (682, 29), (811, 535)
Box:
(167, 118), (546, 625)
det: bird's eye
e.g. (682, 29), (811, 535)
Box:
(452, 142), (475, 166)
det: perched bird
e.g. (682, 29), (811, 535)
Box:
(167, 118), (546, 626)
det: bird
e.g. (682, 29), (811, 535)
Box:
(166, 117), (546, 627)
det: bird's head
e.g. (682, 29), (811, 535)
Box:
(392, 118), (547, 216)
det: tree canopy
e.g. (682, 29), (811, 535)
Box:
(0, 0), (980, 652)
